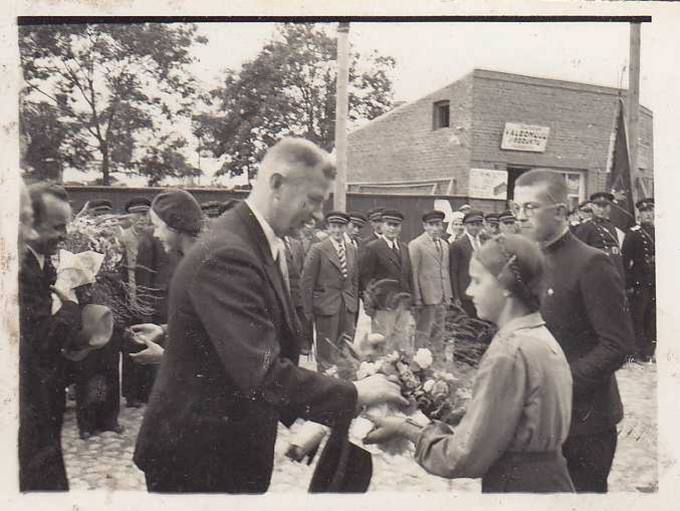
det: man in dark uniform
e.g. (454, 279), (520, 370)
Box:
(363, 207), (385, 245)
(575, 192), (624, 277)
(20, 182), (82, 491)
(359, 209), (412, 296)
(622, 198), (656, 362)
(578, 201), (594, 223)
(515, 169), (635, 493)
(347, 211), (367, 250)
(301, 211), (359, 370)
(449, 209), (484, 318)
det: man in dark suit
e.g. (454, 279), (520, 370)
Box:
(409, 210), (452, 352)
(301, 211), (359, 370)
(284, 234), (313, 354)
(19, 182), (82, 491)
(622, 198), (656, 362)
(514, 169), (635, 493)
(359, 209), (412, 296)
(361, 207), (384, 246)
(448, 209), (484, 318)
(575, 192), (624, 277)
(133, 138), (406, 493)
(347, 211), (367, 250)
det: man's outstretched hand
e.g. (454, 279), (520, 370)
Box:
(354, 374), (409, 409)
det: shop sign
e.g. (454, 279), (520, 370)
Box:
(469, 168), (508, 200)
(501, 122), (550, 152)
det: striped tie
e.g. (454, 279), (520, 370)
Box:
(338, 242), (348, 279)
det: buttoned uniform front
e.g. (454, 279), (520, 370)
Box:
(133, 202), (358, 493)
(539, 230), (635, 492)
(575, 216), (624, 277)
(414, 312), (574, 493)
(448, 233), (479, 318)
(301, 236), (359, 369)
(359, 236), (413, 296)
(408, 232), (452, 351)
(621, 222), (656, 360)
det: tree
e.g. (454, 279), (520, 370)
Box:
(19, 23), (207, 185)
(195, 23), (395, 179)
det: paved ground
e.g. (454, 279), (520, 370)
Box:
(61, 359), (657, 493)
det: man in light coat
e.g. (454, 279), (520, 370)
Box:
(409, 210), (452, 352)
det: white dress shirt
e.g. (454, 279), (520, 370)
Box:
(245, 199), (289, 291)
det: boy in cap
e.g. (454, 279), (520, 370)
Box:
(409, 210), (452, 352)
(575, 192), (624, 277)
(622, 198), (656, 362)
(448, 209), (484, 318)
(347, 211), (367, 249)
(498, 210), (518, 235)
(483, 212), (500, 240)
(301, 211), (359, 370)
(363, 207), (385, 245)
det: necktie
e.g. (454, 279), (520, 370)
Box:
(435, 238), (442, 256)
(337, 242), (348, 279)
(274, 238), (291, 295)
(392, 241), (400, 259)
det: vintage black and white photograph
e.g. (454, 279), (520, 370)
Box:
(2, 1), (680, 506)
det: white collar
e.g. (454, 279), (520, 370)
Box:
(330, 235), (345, 251)
(27, 245), (45, 270)
(384, 237), (399, 249)
(245, 199), (280, 260)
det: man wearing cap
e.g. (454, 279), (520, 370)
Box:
(134, 138), (405, 493)
(578, 201), (594, 223)
(20, 182), (82, 490)
(449, 209), (484, 318)
(575, 192), (624, 277)
(360, 209), (413, 296)
(301, 211), (359, 370)
(362, 207), (385, 245)
(347, 211), (367, 250)
(85, 198), (113, 217)
(498, 210), (518, 235)
(482, 212), (500, 241)
(409, 210), (452, 352)
(622, 198), (656, 362)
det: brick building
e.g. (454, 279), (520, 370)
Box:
(348, 69), (654, 210)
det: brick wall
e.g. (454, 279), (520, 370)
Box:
(348, 74), (473, 193)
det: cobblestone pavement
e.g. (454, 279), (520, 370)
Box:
(61, 360), (657, 493)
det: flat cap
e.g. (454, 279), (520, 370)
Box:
(636, 197), (654, 211)
(89, 199), (112, 214)
(463, 209), (484, 224)
(590, 192), (615, 204)
(484, 213), (500, 224)
(381, 209), (404, 223)
(125, 197), (151, 214)
(151, 189), (202, 236)
(325, 211), (350, 224)
(367, 207), (384, 222)
(422, 210), (446, 223)
(349, 211), (368, 227)
(498, 210), (516, 223)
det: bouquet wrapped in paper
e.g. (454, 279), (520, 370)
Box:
(51, 249), (104, 313)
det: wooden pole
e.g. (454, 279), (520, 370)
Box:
(628, 22), (641, 203)
(334, 22), (350, 211)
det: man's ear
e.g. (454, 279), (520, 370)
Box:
(270, 172), (285, 191)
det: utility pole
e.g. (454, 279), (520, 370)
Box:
(334, 21), (350, 211)
(628, 22), (641, 202)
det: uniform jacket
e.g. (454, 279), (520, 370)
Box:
(133, 202), (357, 493)
(301, 237), (359, 317)
(449, 234), (475, 302)
(359, 237), (413, 296)
(540, 230), (635, 437)
(408, 232), (452, 305)
(19, 251), (82, 490)
(621, 223), (655, 290)
(574, 217), (624, 276)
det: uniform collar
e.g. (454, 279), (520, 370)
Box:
(496, 311), (545, 338)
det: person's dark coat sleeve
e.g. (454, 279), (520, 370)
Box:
(21, 290), (81, 359)
(300, 243), (321, 319)
(572, 252), (636, 396)
(359, 243), (376, 295)
(449, 243), (461, 301)
(621, 231), (635, 290)
(188, 246), (358, 428)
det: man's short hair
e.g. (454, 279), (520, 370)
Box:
(260, 137), (336, 181)
(515, 169), (568, 205)
(28, 181), (69, 226)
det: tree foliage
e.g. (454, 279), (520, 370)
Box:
(19, 23), (206, 185)
(195, 23), (395, 179)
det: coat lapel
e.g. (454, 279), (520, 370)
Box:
(320, 239), (343, 274)
(379, 238), (402, 271)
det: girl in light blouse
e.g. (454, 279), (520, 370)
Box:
(365, 234), (575, 493)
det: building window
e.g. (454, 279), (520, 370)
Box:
(433, 100), (450, 129)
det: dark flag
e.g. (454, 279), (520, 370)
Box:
(606, 98), (636, 232)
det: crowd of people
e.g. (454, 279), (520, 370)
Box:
(17, 137), (655, 494)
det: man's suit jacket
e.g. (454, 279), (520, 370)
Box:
(301, 237), (359, 318)
(408, 233), (452, 306)
(19, 251), (81, 491)
(449, 234), (475, 302)
(133, 202), (357, 493)
(540, 230), (635, 437)
(359, 237), (412, 296)
(285, 236), (306, 311)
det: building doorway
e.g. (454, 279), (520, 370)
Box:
(506, 166), (531, 201)
(507, 166), (586, 211)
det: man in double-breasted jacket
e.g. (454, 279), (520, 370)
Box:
(449, 209), (484, 319)
(301, 211), (359, 370)
(409, 210), (452, 351)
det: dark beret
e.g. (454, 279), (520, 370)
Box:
(422, 210), (446, 223)
(151, 189), (202, 236)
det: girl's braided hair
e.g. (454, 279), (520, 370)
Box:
(474, 234), (545, 312)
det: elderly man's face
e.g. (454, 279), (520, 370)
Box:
(274, 168), (331, 236)
(31, 194), (71, 256)
(19, 184), (38, 255)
